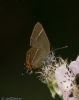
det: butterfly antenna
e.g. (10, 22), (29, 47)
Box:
(54, 45), (68, 52)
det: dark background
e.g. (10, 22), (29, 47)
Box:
(0, 0), (79, 100)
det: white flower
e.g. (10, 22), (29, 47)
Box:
(55, 56), (79, 100)
(37, 52), (79, 100)
(69, 56), (79, 75)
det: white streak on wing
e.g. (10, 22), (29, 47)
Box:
(35, 28), (43, 41)
(32, 49), (39, 63)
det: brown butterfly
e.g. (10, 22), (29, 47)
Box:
(25, 22), (50, 71)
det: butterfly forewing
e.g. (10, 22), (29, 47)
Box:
(30, 22), (50, 52)
(26, 22), (51, 70)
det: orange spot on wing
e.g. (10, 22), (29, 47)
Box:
(27, 53), (33, 71)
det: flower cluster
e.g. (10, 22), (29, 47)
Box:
(38, 54), (79, 100)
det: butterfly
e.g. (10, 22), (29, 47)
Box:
(25, 22), (51, 71)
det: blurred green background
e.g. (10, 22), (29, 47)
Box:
(0, 0), (79, 100)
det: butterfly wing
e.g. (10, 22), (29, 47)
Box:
(26, 22), (50, 69)
(30, 22), (50, 53)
